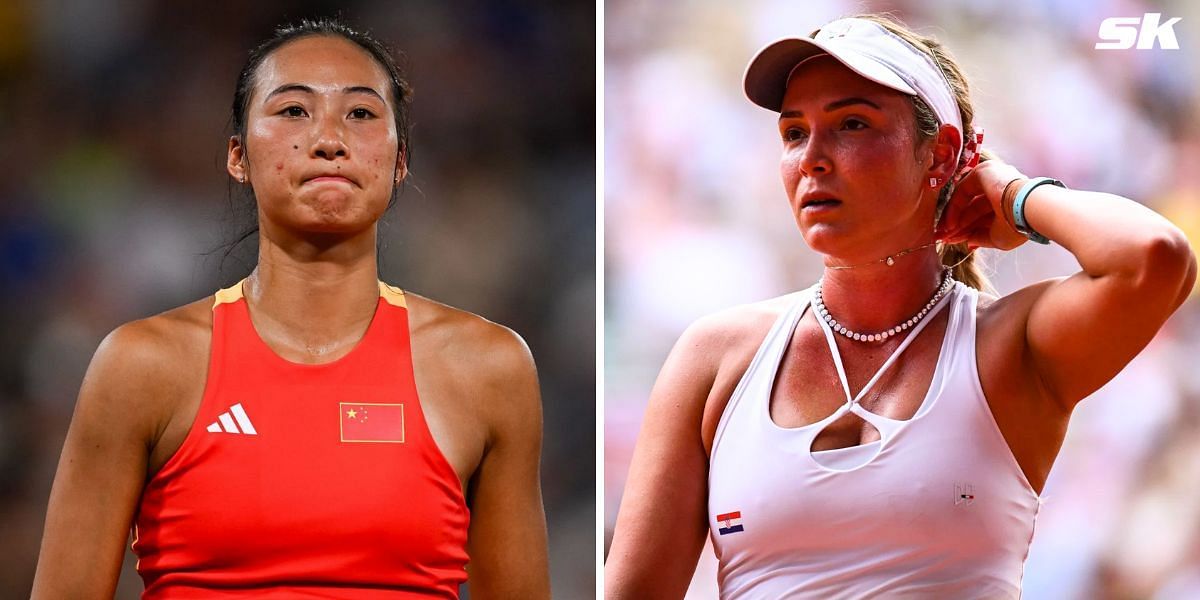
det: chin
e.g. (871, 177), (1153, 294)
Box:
(295, 219), (373, 235)
(294, 193), (386, 233)
(797, 220), (842, 252)
(297, 212), (381, 236)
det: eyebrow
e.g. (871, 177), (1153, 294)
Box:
(779, 97), (882, 119)
(265, 84), (386, 103)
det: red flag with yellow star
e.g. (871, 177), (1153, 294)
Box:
(340, 402), (406, 443)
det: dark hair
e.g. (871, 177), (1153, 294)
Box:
(217, 17), (413, 272)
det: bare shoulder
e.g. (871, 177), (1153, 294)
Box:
(115, 299), (210, 353)
(77, 297), (213, 451)
(682, 293), (797, 373)
(95, 299), (210, 385)
(403, 292), (539, 446)
(104, 299), (210, 373)
(652, 292), (801, 451)
(975, 278), (1064, 340)
(405, 293), (535, 382)
(975, 279), (1062, 310)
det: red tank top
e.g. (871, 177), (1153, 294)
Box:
(132, 280), (469, 599)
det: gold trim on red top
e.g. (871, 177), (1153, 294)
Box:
(212, 279), (246, 310)
(213, 279), (405, 309)
(378, 281), (407, 308)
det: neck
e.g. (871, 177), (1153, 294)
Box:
(243, 224), (381, 355)
(819, 248), (946, 333)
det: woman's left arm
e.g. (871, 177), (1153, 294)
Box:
(464, 326), (551, 599)
(942, 161), (1197, 409)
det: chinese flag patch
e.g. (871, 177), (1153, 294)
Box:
(340, 403), (405, 443)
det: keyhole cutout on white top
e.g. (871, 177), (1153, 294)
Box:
(812, 411), (882, 449)
(804, 287), (955, 470)
(809, 411), (883, 470)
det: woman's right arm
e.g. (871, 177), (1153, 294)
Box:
(605, 317), (731, 599)
(32, 321), (176, 598)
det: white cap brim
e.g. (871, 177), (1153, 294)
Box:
(743, 37), (917, 112)
(742, 17), (963, 144)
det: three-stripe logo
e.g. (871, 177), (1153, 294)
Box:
(206, 403), (257, 435)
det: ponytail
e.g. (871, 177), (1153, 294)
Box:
(935, 149), (999, 293)
(938, 241), (989, 292)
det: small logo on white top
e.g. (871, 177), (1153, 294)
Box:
(955, 482), (976, 506)
(206, 403), (257, 435)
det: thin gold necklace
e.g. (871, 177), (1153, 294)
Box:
(826, 242), (938, 270)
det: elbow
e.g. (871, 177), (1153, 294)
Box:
(1136, 224), (1196, 306)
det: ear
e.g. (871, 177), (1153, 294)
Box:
(926, 124), (962, 185)
(394, 150), (408, 184)
(227, 135), (247, 183)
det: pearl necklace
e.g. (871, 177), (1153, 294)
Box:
(814, 269), (955, 343)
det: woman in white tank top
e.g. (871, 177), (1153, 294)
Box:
(606, 13), (1196, 599)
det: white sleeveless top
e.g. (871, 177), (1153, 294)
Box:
(708, 282), (1040, 599)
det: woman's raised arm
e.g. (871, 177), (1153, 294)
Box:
(1017, 180), (1195, 407)
(941, 161), (1197, 410)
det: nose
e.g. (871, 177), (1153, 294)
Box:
(310, 116), (349, 160)
(798, 131), (832, 178)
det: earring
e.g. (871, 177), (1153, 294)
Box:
(929, 177), (940, 188)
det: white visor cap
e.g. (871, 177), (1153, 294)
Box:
(744, 18), (962, 140)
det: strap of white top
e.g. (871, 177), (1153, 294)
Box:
(812, 286), (956, 407)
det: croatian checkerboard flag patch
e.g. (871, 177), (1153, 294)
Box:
(716, 511), (744, 535)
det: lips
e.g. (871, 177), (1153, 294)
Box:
(304, 175), (350, 183)
(800, 193), (842, 209)
(803, 198), (841, 208)
(303, 173), (357, 187)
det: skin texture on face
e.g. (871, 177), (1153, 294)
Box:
(227, 35), (403, 238)
(778, 56), (958, 264)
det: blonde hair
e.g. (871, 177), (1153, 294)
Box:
(814, 13), (992, 291)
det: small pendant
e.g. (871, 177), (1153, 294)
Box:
(886, 256), (895, 266)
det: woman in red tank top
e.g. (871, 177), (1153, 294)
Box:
(33, 18), (550, 599)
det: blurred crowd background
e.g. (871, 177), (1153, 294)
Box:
(0, 0), (594, 597)
(605, 0), (1200, 598)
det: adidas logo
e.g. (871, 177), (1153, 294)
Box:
(206, 403), (257, 435)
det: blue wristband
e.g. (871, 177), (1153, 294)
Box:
(1011, 177), (1064, 245)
